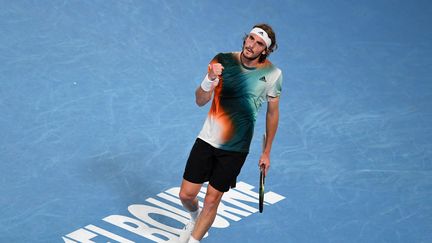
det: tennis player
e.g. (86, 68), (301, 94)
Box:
(178, 23), (282, 243)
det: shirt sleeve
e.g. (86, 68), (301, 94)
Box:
(267, 68), (282, 98)
(209, 53), (222, 65)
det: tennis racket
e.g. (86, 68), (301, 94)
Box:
(259, 133), (266, 213)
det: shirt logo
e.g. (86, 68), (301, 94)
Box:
(259, 76), (267, 82)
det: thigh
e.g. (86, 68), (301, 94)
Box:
(183, 138), (215, 184)
(209, 149), (248, 192)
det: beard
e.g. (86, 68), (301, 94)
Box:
(241, 46), (262, 62)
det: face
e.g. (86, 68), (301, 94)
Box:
(242, 33), (267, 61)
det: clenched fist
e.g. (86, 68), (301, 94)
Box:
(208, 63), (224, 80)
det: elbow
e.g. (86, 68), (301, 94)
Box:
(195, 87), (212, 107)
(195, 96), (208, 107)
(267, 109), (279, 117)
(267, 110), (280, 122)
(196, 99), (205, 107)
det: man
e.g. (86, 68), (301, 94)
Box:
(178, 23), (282, 243)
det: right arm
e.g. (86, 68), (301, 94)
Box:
(195, 63), (224, 107)
(195, 85), (213, 107)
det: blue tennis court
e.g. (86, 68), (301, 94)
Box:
(1, 1), (431, 242)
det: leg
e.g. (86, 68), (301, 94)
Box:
(179, 179), (202, 212)
(178, 179), (203, 243)
(191, 183), (224, 240)
(180, 138), (214, 212)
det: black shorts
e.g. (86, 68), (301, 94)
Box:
(183, 138), (248, 192)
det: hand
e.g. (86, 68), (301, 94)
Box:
(208, 63), (224, 80)
(258, 153), (270, 176)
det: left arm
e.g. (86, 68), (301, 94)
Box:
(259, 97), (280, 176)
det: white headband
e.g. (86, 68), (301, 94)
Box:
(250, 27), (272, 48)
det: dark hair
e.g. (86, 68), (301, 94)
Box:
(243, 23), (278, 63)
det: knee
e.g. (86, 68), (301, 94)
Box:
(179, 189), (196, 203)
(203, 194), (222, 211)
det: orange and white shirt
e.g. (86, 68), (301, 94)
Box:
(198, 52), (282, 152)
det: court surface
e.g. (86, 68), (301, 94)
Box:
(1, 1), (431, 242)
